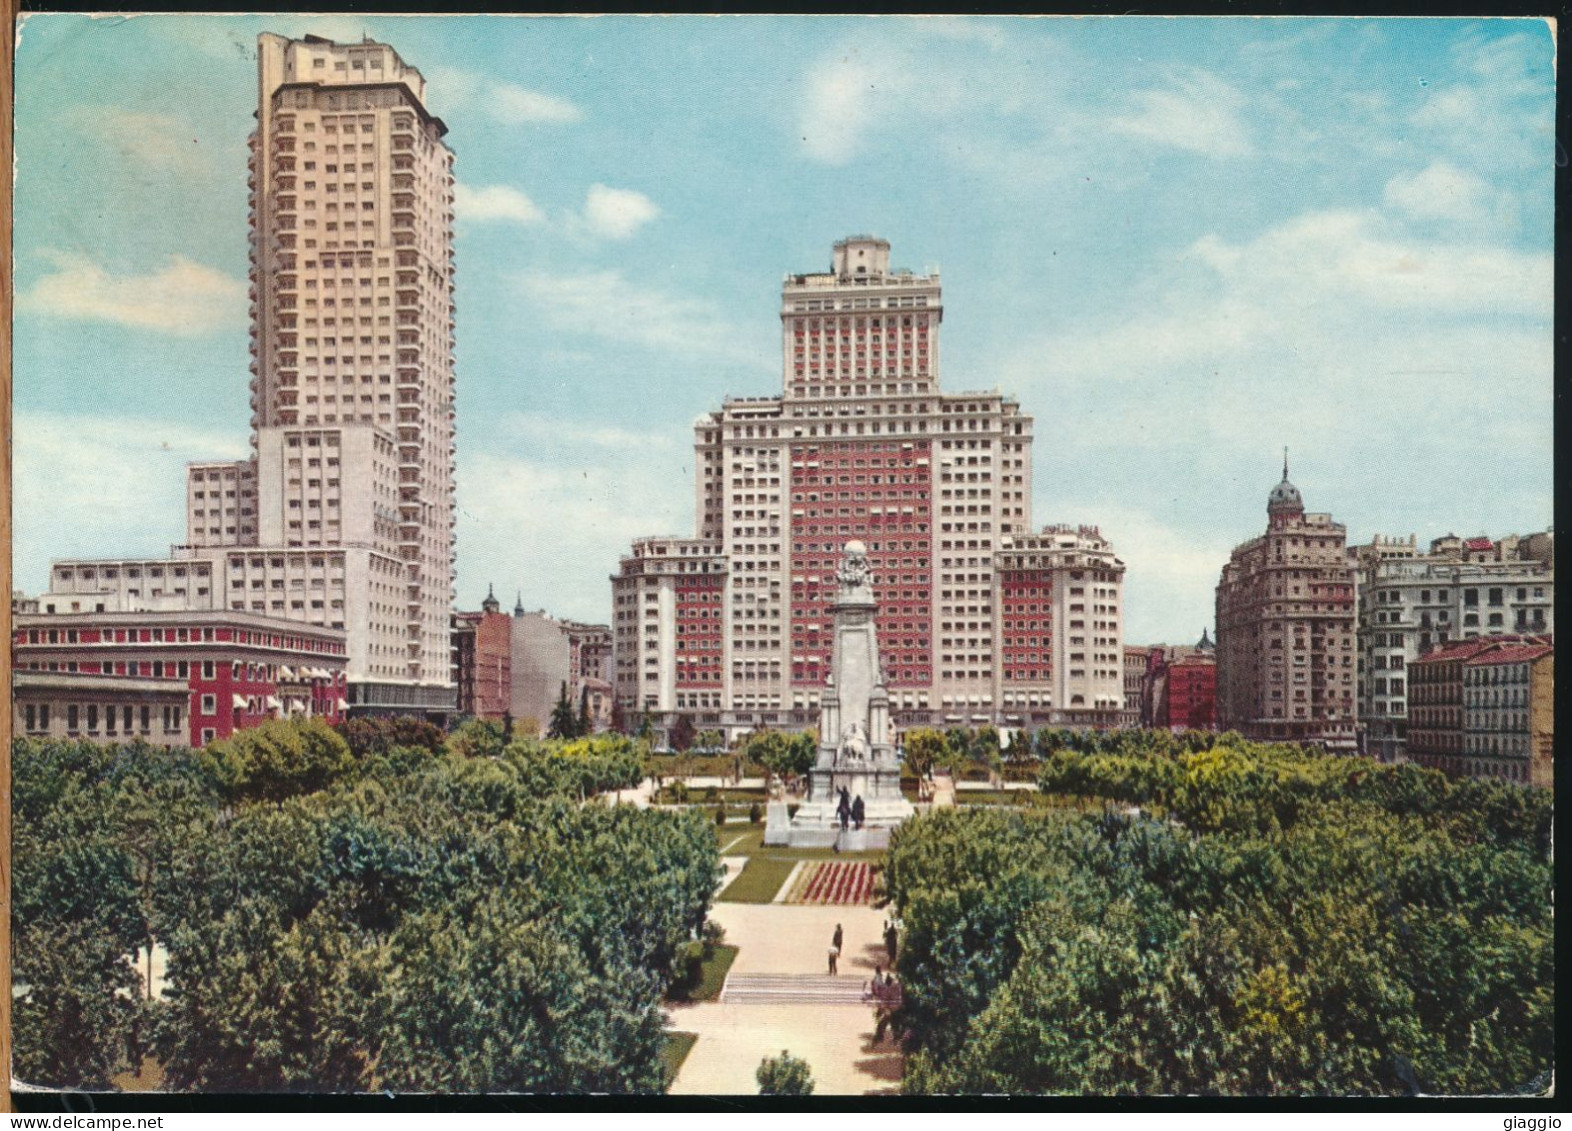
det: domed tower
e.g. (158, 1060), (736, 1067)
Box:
(481, 584), (501, 615)
(1267, 448), (1305, 528)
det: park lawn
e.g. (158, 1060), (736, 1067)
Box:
(717, 825), (767, 854)
(667, 943), (739, 1004)
(955, 789), (1042, 807)
(718, 857), (799, 903)
(660, 1031), (699, 1090)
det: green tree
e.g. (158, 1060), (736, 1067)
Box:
(11, 919), (142, 1089)
(888, 733), (1554, 1097)
(901, 728), (947, 782)
(756, 1050), (814, 1095)
(745, 730), (816, 785)
(578, 688), (595, 737)
(203, 717), (356, 805)
(335, 716), (445, 759)
(446, 717), (507, 759)
(548, 682), (580, 740)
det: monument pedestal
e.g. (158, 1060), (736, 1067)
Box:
(785, 541), (915, 847)
(762, 799), (792, 846)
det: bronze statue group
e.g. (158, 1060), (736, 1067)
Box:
(834, 786), (865, 831)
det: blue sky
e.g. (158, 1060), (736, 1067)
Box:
(11, 14), (1555, 644)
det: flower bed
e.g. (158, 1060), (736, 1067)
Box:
(795, 860), (877, 905)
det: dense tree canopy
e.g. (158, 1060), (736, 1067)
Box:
(11, 722), (718, 1094)
(886, 733), (1553, 1096)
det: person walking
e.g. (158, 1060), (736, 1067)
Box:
(833, 922), (844, 955)
(885, 921), (898, 966)
(827, 944), (839, 975)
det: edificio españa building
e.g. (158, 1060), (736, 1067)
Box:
(41, 33), (457, 719)
(613, 237), (1125, 738)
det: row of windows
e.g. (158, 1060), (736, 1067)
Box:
(22, 702), (183, 735)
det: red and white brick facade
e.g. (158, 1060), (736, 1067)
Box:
(13, 609), (347, 747)
(613, 237), (1125, 737)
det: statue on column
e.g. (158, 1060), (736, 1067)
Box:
(836, 541), (876, 603)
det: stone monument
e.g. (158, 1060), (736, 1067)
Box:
(785, 540), (915, 849)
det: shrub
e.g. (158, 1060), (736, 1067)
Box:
(714, 803), (727, 826)
(757, 1050), (814, 1095)
(749, 802), (762, 824)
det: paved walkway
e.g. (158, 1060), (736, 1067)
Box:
(606, 777), (656, 809)
(669, 901), (899, 1094)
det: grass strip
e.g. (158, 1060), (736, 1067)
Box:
(660, 1031), (700, 1090)
(667, 944), (739, 1003)
(718, 856), (799, 903)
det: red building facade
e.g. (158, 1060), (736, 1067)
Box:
(1162, 654), (1217, 731)
(675, 571), (725, 691)
(13, 608), (347, 747)
(788, 438), (934, 693)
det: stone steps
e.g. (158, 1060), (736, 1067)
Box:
(720, 973), (900, 1006)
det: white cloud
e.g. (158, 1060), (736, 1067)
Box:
(1186, 210), (1550, 318)
(453, 182), (544, 225)
(798, 50), (896, 164)
(1040, 501), (1239, 646)
(1383, 160), (1493, 224)
(12, 411), (248, 595)
(16, 252), (246, 336)
(516, 268), (762, 365)
(455, 450), (689, 624)
(997, 205), (1552, 642)
(1109, 70), (1253, 157)
(415, 66), (583, 125)
(579, 184), (660, 240)
(490, 83), (584, 124)
(69, 107), (217, 174)
(422, 64), (483, 108)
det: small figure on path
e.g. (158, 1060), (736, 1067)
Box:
(833, 922), (844, 954)
(851, 794), (865, 830)
(828, 944), (839, 975)
(884, 921), (898, 966)
(836, 786), (851, 830)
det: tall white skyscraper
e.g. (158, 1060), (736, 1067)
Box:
(240, 33), (457, 712)
(47, 32), (458, 719)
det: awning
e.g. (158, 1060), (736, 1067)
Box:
(232, 694), (249, 711)
(278, 665), (295, 679)
(336, 698), (349, 711)
(266, 696), (282, 710)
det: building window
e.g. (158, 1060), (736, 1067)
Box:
(201, 694), (217, 714)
